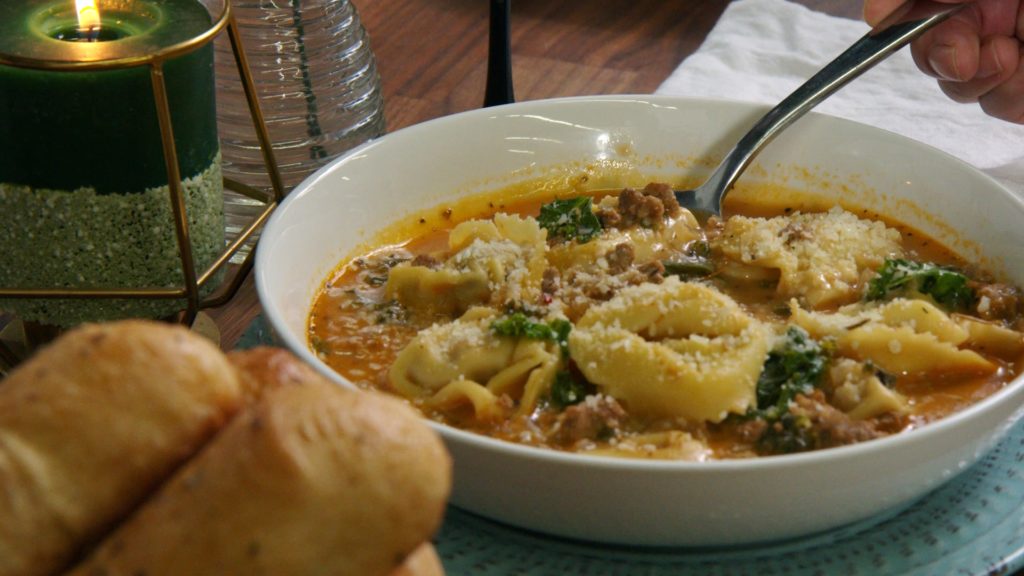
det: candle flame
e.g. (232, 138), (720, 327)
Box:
(75, 0), (101, 32)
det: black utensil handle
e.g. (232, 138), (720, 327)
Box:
(484, 0), (514, 107)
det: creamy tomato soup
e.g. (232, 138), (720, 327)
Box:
(309, 182), (1024, 460)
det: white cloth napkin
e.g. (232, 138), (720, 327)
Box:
(655, 0), (1024, 196)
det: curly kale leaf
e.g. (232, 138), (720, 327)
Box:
(754, 326), (829, 419)
(491, 312), (555, 339)
(662, 240), (715, 278)
(537, 197), (603, 243)
(492, 314), (582, 409)
(741, 326), (830, 454)
(550, 370), (590, 408)
(866, 258), (974, 311)
(491, 313), (571, 357)
(758, 411), (816, 454)
(549, 319), (572, 358)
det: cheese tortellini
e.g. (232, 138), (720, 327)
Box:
(547, 199), (701, 273)
(828, 358), (908, 420)
(569, 278), (770, 422)
(385, 214), (548, 317)
(791, 298), (997, 376)
(714, 207), (903, 308)
(389, 307), (561, 420)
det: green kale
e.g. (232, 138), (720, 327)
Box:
(755, 326), (828, 418)
(863, 360), (896, 388)
(689, 240), (712, 258)
(662, 240), (715, 278)
(537, 197), (603, 243)
(866, 258), (974, 311)
(757, 411), (816, 454)
(365, 274), (389, 287)
(550, 370), (589, 408)
(310, 335), (330, 357)
(491, 312), (555, 339)
(659, 241), (716, 278)
(491, 313), (571, 357)
(662, 257), (715, 278)
(742, 326), (830, 454)
(356, 251), (410, 288)
(492, 314), (582, 409)
(373, 300), (408, 324)
(549, 318), (572, 358)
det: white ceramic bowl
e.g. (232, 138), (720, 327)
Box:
(255, 95), (1024, 546)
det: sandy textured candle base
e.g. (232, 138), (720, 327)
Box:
(0, 155), (225, 327)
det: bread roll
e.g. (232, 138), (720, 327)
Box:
(227, 345), (322, 402)
(69, 376), (452, 576)
(0, 320), (242, 576)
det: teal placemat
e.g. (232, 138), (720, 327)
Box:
(240, 316), (1024, 575)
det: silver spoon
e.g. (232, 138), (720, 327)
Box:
(676, 0), (967, 220)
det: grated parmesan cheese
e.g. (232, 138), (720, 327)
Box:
(714, 206), (903, 308)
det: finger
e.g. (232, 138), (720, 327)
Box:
(973, 0), (1021, 37)
(977, 45), (1024, 122)
(863, 0), (966, 27)
(937, 35), (1020, 101)
(1019, 2), (1024, 40)
(864, 0), (908, 26)
(909, 12), (982, 81)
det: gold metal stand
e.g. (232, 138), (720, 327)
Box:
(0, 0), (284, 329)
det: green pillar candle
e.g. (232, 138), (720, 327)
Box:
(0, 0), (225, 326)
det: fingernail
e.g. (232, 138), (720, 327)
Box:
(976, 45), (1003, 79)
(929, 44), (962, 81)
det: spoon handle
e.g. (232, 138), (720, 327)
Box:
(484, 0), (515, 107)
(695, 0), (966, 213)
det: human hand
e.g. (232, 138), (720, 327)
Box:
(863, 0), (1024, 123)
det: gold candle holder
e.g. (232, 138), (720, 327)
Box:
(0, 0), (285, 370)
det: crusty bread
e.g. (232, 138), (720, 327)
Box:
(227, 345), (324, 402)
(68, 369), (452, 575)
(0, 320), (242, 576)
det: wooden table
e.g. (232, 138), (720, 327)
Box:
(207, 0), (862, 348)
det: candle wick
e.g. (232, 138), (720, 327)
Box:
(78, 25), (101, 42)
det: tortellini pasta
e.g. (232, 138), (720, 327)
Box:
(791, 298), (997, 376)
(954, 314), (1024, 358)
(828, 358), (908, 420)
(569, 278), (770, 422)
(386, 214), (548, 317)
(714, 207), (903, 308)
(385, 266), (490, 318)
(389, 307), (561, 421)
(548, 200), (701, 274)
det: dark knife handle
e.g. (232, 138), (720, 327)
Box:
(484, 0), (515, 107)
